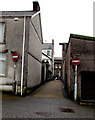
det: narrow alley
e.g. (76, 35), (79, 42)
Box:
(2, 80), (95, 119)
(0, 1), (95, 120)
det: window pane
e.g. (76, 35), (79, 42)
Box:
(55, 65), (58, 68)
(0, 53), (6, 75)
(0, 23), (5, 43)
(0, 53), (6, 59)
(59, 65), (61, 69)
(0, 61), (6, 75)
(47, 50), (50, 56)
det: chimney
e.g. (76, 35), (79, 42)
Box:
(52, 39), (54, 45)
(33, 1), (40, 11)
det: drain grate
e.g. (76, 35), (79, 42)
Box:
(59, 108), (75, 113)
(36, 112), (52, 117)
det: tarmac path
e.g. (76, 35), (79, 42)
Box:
(1, 80), (95, 119)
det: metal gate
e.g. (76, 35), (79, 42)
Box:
(81, 71), (95, 101)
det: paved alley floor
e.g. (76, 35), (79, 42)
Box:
(1, 80), (95, 119)
(31, 80), (64, 98)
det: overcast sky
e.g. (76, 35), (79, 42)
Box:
(0, 0), (94, 57)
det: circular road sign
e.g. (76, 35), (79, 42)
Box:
(12, 52), (19, 61)
(72, 57), (80, 66)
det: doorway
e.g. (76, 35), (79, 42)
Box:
(81, 71), (95, 101)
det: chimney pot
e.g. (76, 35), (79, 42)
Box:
(52, 39), (54, 45)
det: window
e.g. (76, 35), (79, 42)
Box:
(55, 64), (58, 69)
(59, 65), (62, 69)
(0, 53), (6, 75)
(0, 23), (5, 43)
(47, 50), (50, 56)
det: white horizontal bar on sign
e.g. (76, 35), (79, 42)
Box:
(12, 56), (18, 58)
(72, 60), (80, 62)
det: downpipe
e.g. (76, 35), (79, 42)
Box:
(74, 65), (78, 101)
(21, 16), (26, 96)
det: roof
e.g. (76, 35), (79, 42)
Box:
(0, 11), (37, 17)
(42, 43), (53, 50)
(70, 34), (95, 41)
(62, 34), (95, 57)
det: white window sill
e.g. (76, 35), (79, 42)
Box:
(0, 74), (6, 77)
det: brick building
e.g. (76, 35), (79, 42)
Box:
(62, 34), (95, 102)
(0, 1), (43, 95)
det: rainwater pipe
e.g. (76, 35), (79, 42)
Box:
(21, 16), (26, 96)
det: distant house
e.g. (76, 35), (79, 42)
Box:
(0, 1), (43, 95)
(42, 40), (54, 81)
(54, 57), (62, 80)
(61, 34), (95, 102)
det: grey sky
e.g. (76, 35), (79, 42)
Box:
(0, 0), (94, 57)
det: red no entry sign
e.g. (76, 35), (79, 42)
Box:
(72, 57), (80, 66)
(12, 52), (19, 61)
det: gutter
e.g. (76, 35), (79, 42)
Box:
(31, 11), (40, 18)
